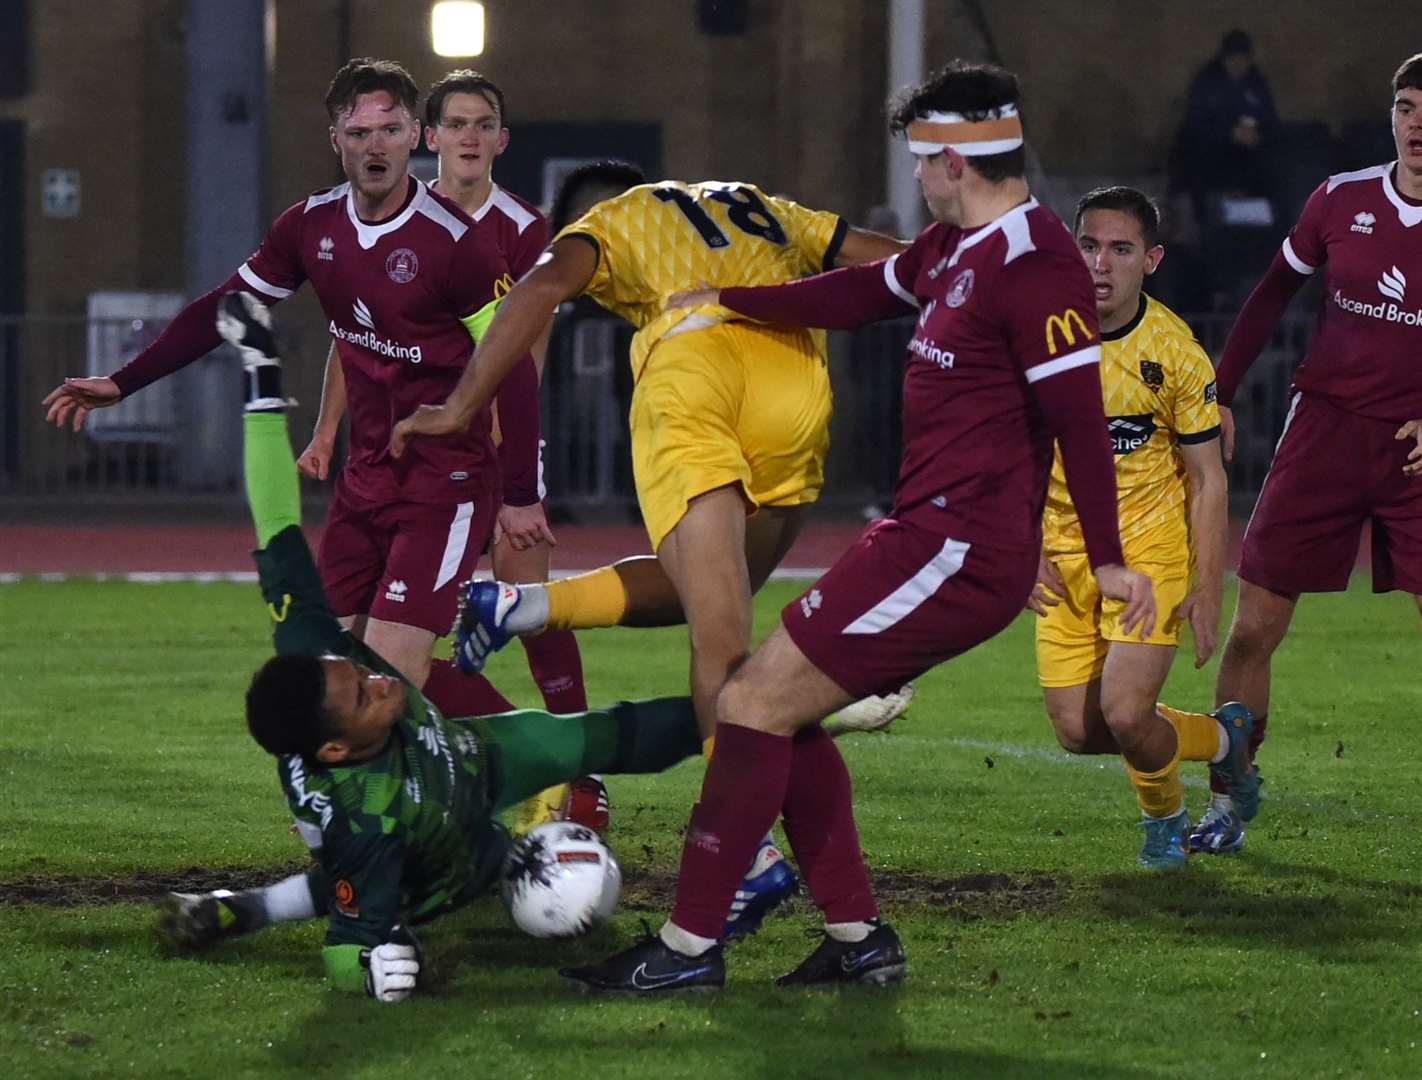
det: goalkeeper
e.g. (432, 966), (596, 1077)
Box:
(159, 294), (702, 1002)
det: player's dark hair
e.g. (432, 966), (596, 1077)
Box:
(425, 69), (507, 131)
(888, 60), (1025, 183)
(1074, 186), (1161, 249)
(245, 655), (339, 758)
(550, 160), (647, 233)
(324, 57), (420, 122)
(1393, 53), (1422, 95)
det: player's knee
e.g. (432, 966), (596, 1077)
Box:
(1100, 697), (1155, 743)
(1045, 704), (1092, 754)
(1220, 620), (1281, 665)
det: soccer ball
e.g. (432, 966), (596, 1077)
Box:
(500, 821), (621, 938)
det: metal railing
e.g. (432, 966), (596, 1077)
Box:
(2, 308), (1314, 519)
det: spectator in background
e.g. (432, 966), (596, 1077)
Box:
(1173, 30), (1279, 227)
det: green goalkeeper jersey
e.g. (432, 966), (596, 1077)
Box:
(256, 525), (510, 952)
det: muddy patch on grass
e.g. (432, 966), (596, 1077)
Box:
(2, 863), (1061, 919)
(621, 868), (1062, 919)
(0, 863), (309, 907)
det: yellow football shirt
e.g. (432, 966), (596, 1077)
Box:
(556, 181), (845, 380)
(1042, 294), (1221, 557)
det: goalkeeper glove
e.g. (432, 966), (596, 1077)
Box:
(217, 291), (292, 410)
(360, 923), (422, 1003)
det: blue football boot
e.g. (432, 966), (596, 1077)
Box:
(1137, 810), (1191, 871)
(1189, 796), (1246, 854)
(724, 839), (798, 940)
(1210, 702), (1263, 822)
(453, 580), (521, 674)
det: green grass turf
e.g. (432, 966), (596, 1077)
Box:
(1, 578), (1419, 1079)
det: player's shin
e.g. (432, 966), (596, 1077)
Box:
(665, 723), (795, 948)
(1156, 702), (1228, 762)
(544, 566), (629, 630)
(780, 726), (878, 930)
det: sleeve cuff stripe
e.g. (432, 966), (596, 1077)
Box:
(1024, 344), (1100, 384)
(1280, 238), (1316, 276)
(883, 254), (918, 308)
(1177, 425), (1222, 445)
(238, 263), (295, 299)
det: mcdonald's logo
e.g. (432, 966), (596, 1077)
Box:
(492, 272), (516, 299)
(1044, 308), (1091, 356)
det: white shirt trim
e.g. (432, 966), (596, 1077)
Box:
(1280, 236), (1316, 276)
(946, 197), (1039, 271)
(471, 183), (539, 235)
(1023, 343), (1100, 384)
(303, 184), (350, 213)
(1380, 163), (1422, 228)
(883, 254), (918, 307)
(237, 262), (293, 300)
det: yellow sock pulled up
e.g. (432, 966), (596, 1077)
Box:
(1156, 703), (1220, 762)
(545, 566), (628, 630)
(1123, 751), (1185, 818)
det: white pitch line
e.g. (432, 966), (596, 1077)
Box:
(0, 568), (832, 584)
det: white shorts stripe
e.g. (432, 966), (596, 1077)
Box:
(883, 254), (918, 308)
(1023, 344), (1100, 384)
(1280, 237), (1316, 277)
(536, 439), (548, 501)
(433, 502), (475, 591)
(843, 536), (971, 635)
(1241, 390), (1303, 549)
(237, 262), (295, 300)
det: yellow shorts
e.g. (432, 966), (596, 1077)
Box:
(630, 321), (831, 549)
(1034, 529), (1191, 688)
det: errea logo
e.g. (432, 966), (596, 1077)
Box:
(385, 579), (408, 603)
(353, 297), (376, 330)
(800, 588), (823, 619)
(318, 236), (335, 260)
(1351, 211), (1375, 235)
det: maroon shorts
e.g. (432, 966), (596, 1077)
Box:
(783, 518), (1037, 700)
(1240, 392), (1422, 595)
(317, 485), (497, 635)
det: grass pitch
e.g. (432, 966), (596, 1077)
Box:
(1, 577), (1419, 1079)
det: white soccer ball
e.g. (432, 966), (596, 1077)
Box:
(500, 821), (621, 939)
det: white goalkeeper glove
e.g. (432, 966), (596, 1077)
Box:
(361, 941), (420, 1003)
(218, 292), (294, 411)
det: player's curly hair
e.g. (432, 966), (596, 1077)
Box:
(888, 59), (1025, 183)
(246, 654), (339, 758)
(324, 57), (420, 122)
(550, 160), (647, 234)
(1393, 53), (1422, 95)
(425, 70), (507, 131)
(1075, 186), (1161, 249)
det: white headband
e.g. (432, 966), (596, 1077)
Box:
(905, 104), (1024, 157)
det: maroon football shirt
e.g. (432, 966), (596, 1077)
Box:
(1218, 164), (1422, 422)
(721, 198), (1124, 570)
(112, 178), (510, 507)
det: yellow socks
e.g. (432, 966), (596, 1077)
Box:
(1124, 749), (1185, 818)
(1156, 703), (1222, 762)
(545, 566), (629, 630)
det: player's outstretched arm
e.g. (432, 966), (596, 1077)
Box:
(1214, 250), (1310, 412)
(675, 260), (914, 330)
(832, 225), (909, 267)
(389, 237), (597, 458)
